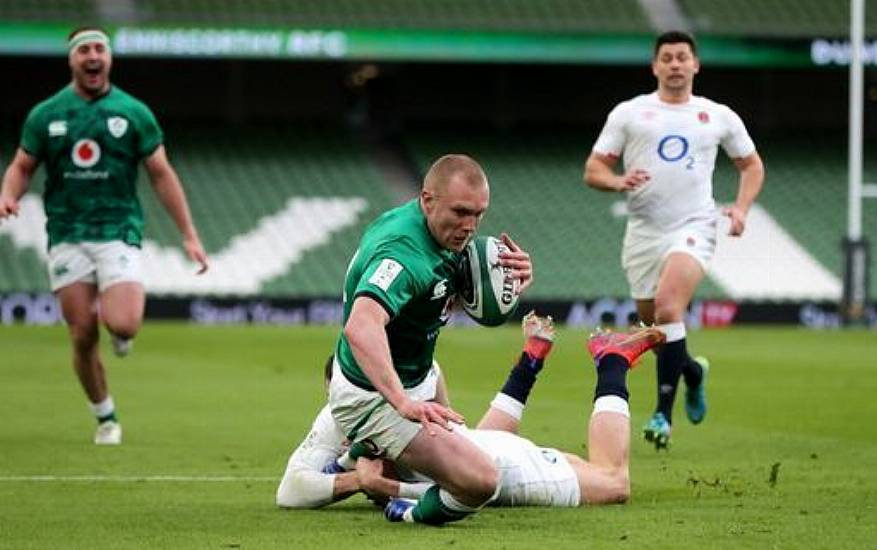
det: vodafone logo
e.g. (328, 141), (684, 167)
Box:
(71, 139), (101, 168)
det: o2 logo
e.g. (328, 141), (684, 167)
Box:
(657, 135), (694, 170)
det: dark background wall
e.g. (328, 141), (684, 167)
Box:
(0, 55), (872, 138)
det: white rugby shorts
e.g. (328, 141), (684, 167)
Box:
(328, 358), (440, 461)
(48, 241), (144, 292)
(621, 216), (717, 300)
(454, 426), (580, 507)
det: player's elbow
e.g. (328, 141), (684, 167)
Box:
(275, 472), (328, 509)
(342, 319), (366, 351)
(583, 160), (606, 190)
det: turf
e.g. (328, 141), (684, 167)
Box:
(1, 324), (875, 549)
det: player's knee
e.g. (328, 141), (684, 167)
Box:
(68, 322), (99, 351)
(613, 473), (631, 504)
(107, 323), (139, 341)
(103, 314), (141, 340)
(605, 469), (630, 504)
(463, 461), (499, 504)
(653, 298), (682, 324)
(586, 468), (629, 505)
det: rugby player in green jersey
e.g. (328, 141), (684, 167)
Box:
(328, 154), (534, 524)
(0, 27), (208, 445)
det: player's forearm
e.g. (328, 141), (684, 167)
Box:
(332, 471), (361, 501)
(359, 472), (400, 500)
(1, 160), (34, 200)
(150, 171), (200, 241)
(344, 321), (408, 409)
(733, 154), (765, 213)
(584, 156), (621, 192)
(277, 468), (358, 508)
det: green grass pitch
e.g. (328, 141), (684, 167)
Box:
(1, 323), (875, 549)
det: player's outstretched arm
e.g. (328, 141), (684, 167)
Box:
(144, 145), (209, 273)
(344, 297), (463, 434)
(584, 152), (649, 192)
(0, 149), (38, 219)
(277, 465), (361, 508)
(724, 151), (765, 236)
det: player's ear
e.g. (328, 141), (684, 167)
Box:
(420, 189), (435, 213)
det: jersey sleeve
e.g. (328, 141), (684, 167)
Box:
(353, 249), (422, 318)
(719, 106), (756, 159)
(132, 101), (164, 158)
(19, 104), (46, 159)
(275, 405), (348, 509)
(591, 102), (629, 157)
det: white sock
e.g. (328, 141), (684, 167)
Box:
(592, 395), (630, 418)
(90, 396), (115, 420)
(336, 451), (356, 470)
(439, 488), (480, 512)
(398, 482), (431, 499)
(659, 322), (686, 343)
(490, 393), (524, 421)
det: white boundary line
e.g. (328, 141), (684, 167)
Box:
(0, 475), (277, 482)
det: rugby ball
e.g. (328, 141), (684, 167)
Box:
(459, 235), (520, 326)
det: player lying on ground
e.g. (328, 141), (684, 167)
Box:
(276, 311), (550, 509)
(276, 313), (666, 523)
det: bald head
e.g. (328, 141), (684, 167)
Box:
(423, 154), (489, 195)
(420, 154), (490, 252)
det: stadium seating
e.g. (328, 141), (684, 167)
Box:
(0, 125), (399, 295)
(403, 130), (877, 300)
(679, 0), (877, 38)
(714, 133), (877, 296)
(403, 131), (727, 300)
(0, 0), (95, 23)
(1, 0), (650, 33)
(2, 128), (875, 300)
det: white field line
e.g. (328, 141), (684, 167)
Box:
(0, 475), (276, 482)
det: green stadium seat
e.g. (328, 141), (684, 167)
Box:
(679, 0), (877, 38)
(1, 0), (650, 33)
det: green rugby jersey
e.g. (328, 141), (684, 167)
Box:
(20, 85), (163, 248)
(336, 199), (460, 390)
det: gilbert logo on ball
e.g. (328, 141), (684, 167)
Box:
(71, 139), (101, 168)
(459, 235), (520, 327)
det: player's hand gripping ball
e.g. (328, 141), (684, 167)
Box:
(458, 235), (520, 326)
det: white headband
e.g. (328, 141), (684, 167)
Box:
(68, 30), (110, 51)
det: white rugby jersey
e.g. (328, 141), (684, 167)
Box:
(592, 92), (756, 231)
(277, 404), (348, 508)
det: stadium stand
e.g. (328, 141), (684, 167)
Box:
(404, 130), (724, 300)
(1, 125), (875, 300)
(679, 0), (877, 38)
(0, 125), (399, 295)
(403, 130), (877, 300)
(0, 0), (650, 33)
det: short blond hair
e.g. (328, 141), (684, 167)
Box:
(423, 154), (488, 194)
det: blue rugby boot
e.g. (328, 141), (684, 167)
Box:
(685, 356), (710, 424)
(642, 412), (671, 450)
(384, 498), (417, 523)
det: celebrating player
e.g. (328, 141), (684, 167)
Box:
(584, 31), (764, 449)
(0, 27), (208, 445)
